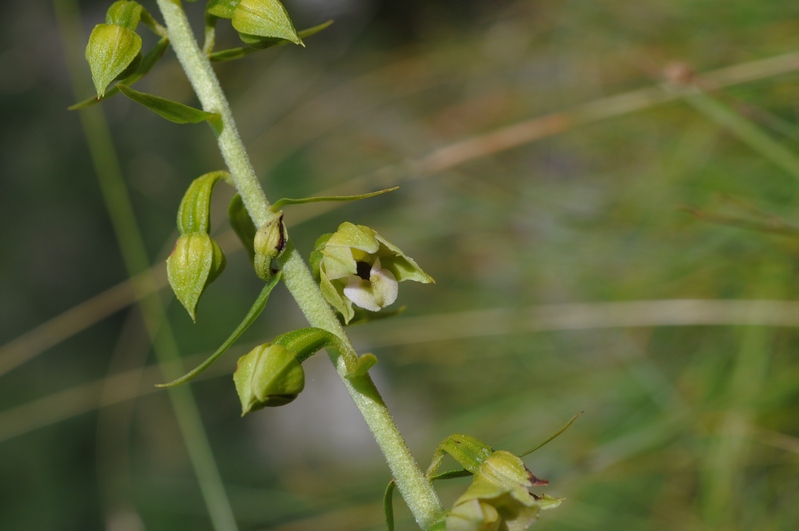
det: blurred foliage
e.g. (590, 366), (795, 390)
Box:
(3, 0), (799, 529)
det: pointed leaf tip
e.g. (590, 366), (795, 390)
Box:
(232, 0), (302, 45)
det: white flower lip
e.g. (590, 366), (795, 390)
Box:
(343, 258), (398, 311)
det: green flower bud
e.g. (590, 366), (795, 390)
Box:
(233, 343), (305, 415)
(253, 211), (287, 281)
(166, 234), (226, 321)
(316, 222), (433, 323)
(85, 23), (142, 97)
(446, 451), (560, 531)
(167, 172), (230, 320)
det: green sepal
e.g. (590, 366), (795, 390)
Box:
(231, 0), (302, 45)
(320, 269), (354, 323)
(426, 518), (448, 531)
(117, 84), (222, 131)
(166, 233), (226, 321)
(106, 0), (142, 30)
(537, 494), (564, 511)
(234, 343), (305, 414)
(384, 479), (396, 531)
(253, 211), (288, 281)
(228, 194), (257, 262)
(207, 0), (240, 19)
(70, 36), (169, 110)
(427, 434), (494, 478)
(309, 233), (333, 281)
(157, 273), (282, 387)
(446, 451), (550, 531)
(176, 171), (231, 235)
(209, 20), (333, 62)
(85, 24), (143, 97)
(270, 186), (398, 211)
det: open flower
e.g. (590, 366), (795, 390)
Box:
(314, 222), (433, 323)
(446, 451), (561, 531)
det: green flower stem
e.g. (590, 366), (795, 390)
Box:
(154, 0), (444, 527)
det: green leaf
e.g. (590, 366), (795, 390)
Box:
(298, 19), (334, 40)
(431, 469), (472, 482)
(157, 273), (282, 387)
(117, 84), (222, 128)
(208, 46), (259, 63)
(271, 186), (398, 210)
(384, 480), (396, 531)
(228, 194), (257, 262)
(176, 171), (231, 235)
(207, 0), (240, 19)
(209, 20), (333, 62)
(70, 36), (169, 110)
(345, 353), (378, 379)
(273, 327), (345, 364)
(85, 24), (142, 97)
(231, 0), (302, 45)
(519, 411), (583, 457)
(105, 0), (142, 31)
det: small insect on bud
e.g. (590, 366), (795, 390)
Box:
(253, 211), (288, 281)
(233, 343), (304, 415)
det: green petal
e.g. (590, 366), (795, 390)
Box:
(319, 272), (354, 323)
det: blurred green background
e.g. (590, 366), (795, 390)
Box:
(3, 0), (799, 529)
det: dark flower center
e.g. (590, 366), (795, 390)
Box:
(356, 261), (371, 280)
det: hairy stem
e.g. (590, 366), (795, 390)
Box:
(154, 0), (444, 527)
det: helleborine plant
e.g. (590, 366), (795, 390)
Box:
(75, 0), (567, 529)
